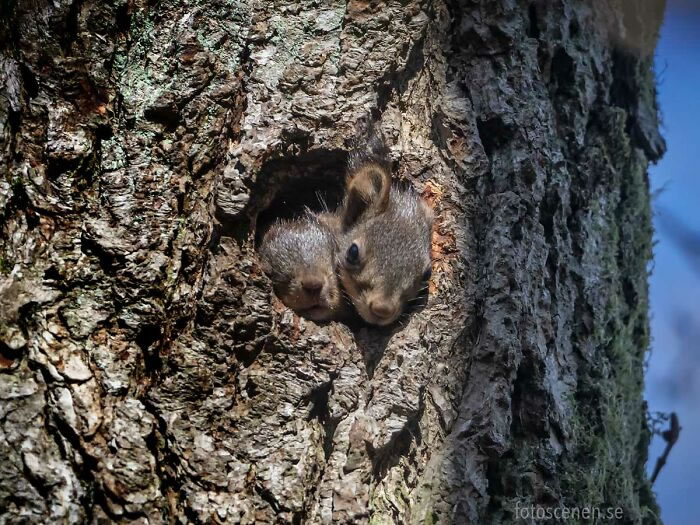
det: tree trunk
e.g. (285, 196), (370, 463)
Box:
(0, 0), (666, 523)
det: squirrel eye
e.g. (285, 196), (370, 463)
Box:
(346, 243), (360, 265)
(422, 268), (432, 281)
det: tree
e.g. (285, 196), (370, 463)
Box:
(0, 0), (666, 523)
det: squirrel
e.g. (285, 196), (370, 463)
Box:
(258, 210), (345, 322)
(258, 121), (433, 326)
(336, 123), (433, 326)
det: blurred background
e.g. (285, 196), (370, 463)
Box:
(645, 2), (700, 523)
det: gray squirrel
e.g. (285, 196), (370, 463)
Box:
(337, 125), (433, 326)
(258, 123), (433, 325)
(258, 210), (345, 322)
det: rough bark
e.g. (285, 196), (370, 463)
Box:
(0, 0), (666, 523)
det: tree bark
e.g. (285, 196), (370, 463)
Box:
(0, 0), (666, 523)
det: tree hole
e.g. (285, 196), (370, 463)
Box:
(253, 148), (347, 246)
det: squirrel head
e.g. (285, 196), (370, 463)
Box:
(339, 170), (433, 326)
(259, 212), (343, 321)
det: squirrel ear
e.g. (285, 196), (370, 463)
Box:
(342, 165), (391, 230)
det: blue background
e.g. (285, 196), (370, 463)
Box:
(645, 2), (700, 523)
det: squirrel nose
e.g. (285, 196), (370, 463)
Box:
(369, 300), (396, 320)
(301, 276), (324, 294)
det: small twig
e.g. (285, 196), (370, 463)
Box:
(650, 412), (681, 484)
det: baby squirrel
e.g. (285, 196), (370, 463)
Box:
(337, 125), (433, 326)
(259, 210), (345, 322)
(258, 122), (433, 326)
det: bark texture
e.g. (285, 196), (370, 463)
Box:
(0, 0), (665, 523)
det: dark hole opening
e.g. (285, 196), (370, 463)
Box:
(253, 148), (348, 246)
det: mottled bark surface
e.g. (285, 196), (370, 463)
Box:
(0, 0), (665, 523)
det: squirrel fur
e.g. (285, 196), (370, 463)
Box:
(259, 210), (345, 321)
(337, 123), (433, 326)
(258, 120), (433, 326)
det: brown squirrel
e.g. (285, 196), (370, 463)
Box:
(259, 210), (345, 321)
(258, 122), (432, 326)
(337, 124), (433, 326)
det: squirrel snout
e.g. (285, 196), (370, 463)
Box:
(301, 276), (324, 294)
(368, 299), (397, 320)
